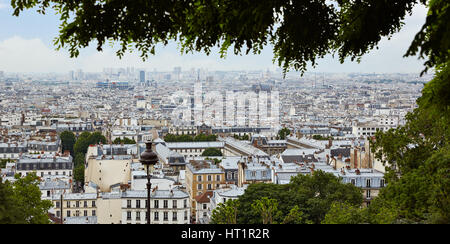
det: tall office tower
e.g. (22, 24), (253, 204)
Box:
(174, 66), (181, 80)
(68, 70), (74, 80)
(76, 69), (84, 80)
(140, 70), (145, 84)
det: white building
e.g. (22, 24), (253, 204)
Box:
(121, 189), (190, 224)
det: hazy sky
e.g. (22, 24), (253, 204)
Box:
(0, 1), (429, 73)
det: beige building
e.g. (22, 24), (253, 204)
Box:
(185, 160), (225, 222)
(50, 193), (98, 222)
(84, 145), (132, 192)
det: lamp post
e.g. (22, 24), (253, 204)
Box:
(139, 141), (158, 224)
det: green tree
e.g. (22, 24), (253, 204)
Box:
(210, 199), (240, 224)
(0, 159), (13, 168)
(78, 131), (91, 140)
(112, 137), (122, 144)
(370, 68), (450, 223)
(201, 148), (223, 157)
(322, 202), (366, 224)
(60, 130), (76, 156)
(282, 205), (311, 224)
(235, 171), (363, 224)
(74, 152), (85, 167)
(278, 128), (291, 140)
(1, 173), (53, 224)
(74, 164), (85, 183)
(122, 137), (136, 144)
(0, 178), (21, 223)
(73, 136), (90, 155)
(251, 197), (281, 224)
(10, 0), (448, 77)
(87, 132), (107, 145)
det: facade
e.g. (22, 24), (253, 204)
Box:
(194, 191), (213, 224)
(166, 141), (225, 158)
(16, 154), (73, 178)
(237, 159), (272, 187)
(250, 134), (287, 155)
(0, 142), (28, 159)
(185, 160), (225, 221)
(121, 189), (190, 224)
(50, 193), (98, 222)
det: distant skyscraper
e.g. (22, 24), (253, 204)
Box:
(0, 71), (4, 79)
(140, 70), (145, 84)
(69, 70), (74, 80)
(174, 66), (182, 80)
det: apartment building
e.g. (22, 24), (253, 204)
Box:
(185, 159), (225, 221)
(121, 189), (190, 224)
(16, 153), (73, 178)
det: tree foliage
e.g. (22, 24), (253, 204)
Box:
(164, 133), (217, 142)
(0, 173), (52, 224)
(201, 148), (223, 157)
(251, 197), (280, 224)
(113, 137), (136, 144)
(214, 171), (363, 224)
(277, 128), (291, 140)
(370, 61), (450, 224)
(60, 130), (76, 156)
(210, 199), (239, 224)
(9, 0), (447, 76)
(322, 202), (366, 224)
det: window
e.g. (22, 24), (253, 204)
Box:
(136, 200), (141, 209)
(76, 210), (80, 217)
(197, 175), (202, 182)
(56, 202), (60, 208)
(84, 201), (88, 208)
(366, 179), (371, 188)
(197, 184), (202, 190)
(251, 171), (256, 177)
(66, 201), (70, 208)
(216, 175), (221, 181)
(84, 210), (88, 216)
(380, 179), (385, 188)
(164, 200), (168, 209)
(92, 201), (96, 207)
(351, 179), (356, 186)
(172, 212), (177, 221)
(262, 171), (267, 177)
(136, 212), (141, 220)
(227, 172), (232, 180)
(207, 184), (212, 190)
(163, 212), (168, 221)
(184, 211), (188, 220)
(47, 191), (50, 197)
(203, 204), (207, 210)
(67, 211), (71, 217)
(154, 200), (159, 209)
(127, 211), (132, 220)
(173, 200), (177, 209)
(366, 190), (371, 199)
(184, 200), (187, 208)
(76, 201), (80, 208)
(127, 200), (132, 208)
(56, 211), (60, 217)
(207, 175), (212, 181)
(92, 210), (96, 216)
(154, 212), (159, 221)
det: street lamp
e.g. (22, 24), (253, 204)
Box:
(139, 141), (158, 224)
